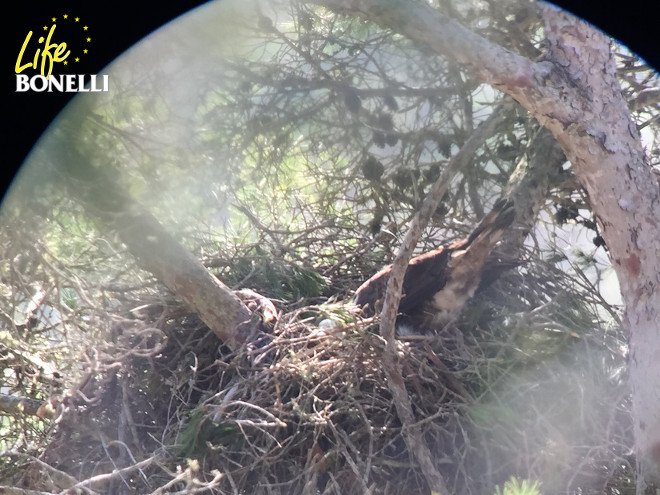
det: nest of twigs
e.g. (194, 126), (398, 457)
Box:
(5, 255), (633, 495)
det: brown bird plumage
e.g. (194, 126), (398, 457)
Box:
(354, 198), (515, 332)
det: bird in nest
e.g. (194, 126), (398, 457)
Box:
(353, 198), (516, 335)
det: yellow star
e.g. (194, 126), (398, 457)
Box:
(86, 37), (91, 42)
(75, 17), (80, 22)
(63, 14), (68, 19)
(63, 60), (68, 65)
(83, 26), (88, 30)
(83, 49), (88, 54)
(52, 17), (56, 22)
(43, 26), (48, 30)
(75, 57), (80, 62)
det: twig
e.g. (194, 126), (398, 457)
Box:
(66, 457), (155, 491)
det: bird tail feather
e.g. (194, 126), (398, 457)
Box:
(465, 198), (515, 245)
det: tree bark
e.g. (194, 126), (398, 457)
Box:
(312, 0), (660, 489)
(539, 9), (660, 491)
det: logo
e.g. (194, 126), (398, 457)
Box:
(15, 13), (109, 93)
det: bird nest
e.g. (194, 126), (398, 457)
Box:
(6, 259), (633, 495)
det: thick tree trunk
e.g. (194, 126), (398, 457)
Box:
(539, 9), (660, 490)
(312, 0), (660, 489)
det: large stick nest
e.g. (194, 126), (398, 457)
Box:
(5, 256), (632, 495)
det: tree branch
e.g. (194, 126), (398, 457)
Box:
(376, 101), (512, 494)
(311, 0), (568, 112)
(42, 118), (255, 351)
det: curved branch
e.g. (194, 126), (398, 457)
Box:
(311, 0), (570, 116)
(42, 117), (255, 351)
(376, 101), (512, 494)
